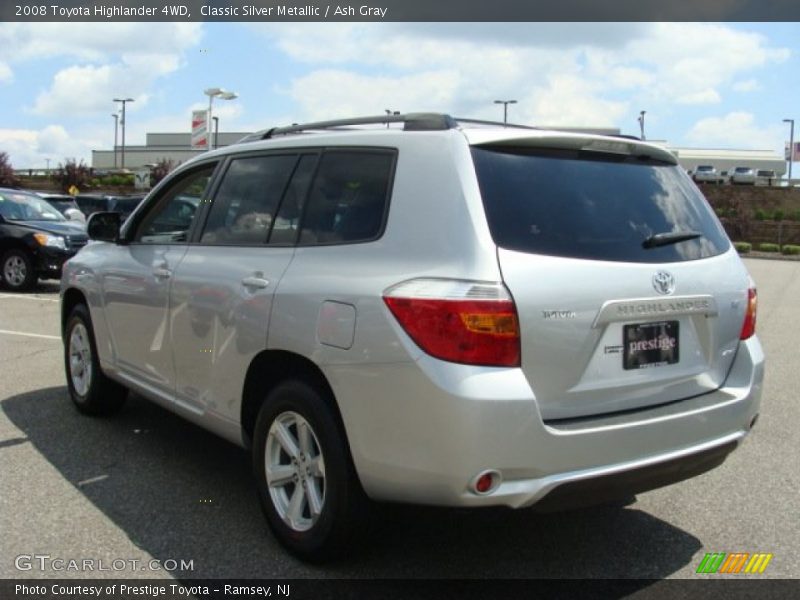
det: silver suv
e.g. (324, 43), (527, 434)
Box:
(61, 113), (764, 561)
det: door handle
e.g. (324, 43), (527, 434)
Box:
(153, 267), (172, 279)
(241, 276), (270, 289)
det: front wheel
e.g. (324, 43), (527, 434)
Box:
(252, 380), (368, 561)
(64, 304), (127, 416)
(2, 249), (37, 291)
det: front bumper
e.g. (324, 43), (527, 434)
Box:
(35, 247), (77, 280)
(328, 336), (763, 509)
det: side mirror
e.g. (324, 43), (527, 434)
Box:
(87, 212), (121, 243)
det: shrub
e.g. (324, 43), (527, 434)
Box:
(726, 207), (738, 218)
(754, 209), (766, 221)
(781, 245), (800, 256)
(772, 209), (784, 222)
(150, 158), (175, 187)
(51, 158), (92, 192)
(733, 242), (752, 254)
(0, 151), (20, 187)
(791, 210), (800, 222)
(758, 243), (780, 253)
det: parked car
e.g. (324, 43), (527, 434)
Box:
(755, 169), (778, 186)
(692, 165), (724, 184)
(31, 191), (86, 223)
(0, 188), (88, 291)
(74, 194), (145, 222)
(61, 113), (763, 561)
(731, 166), (756, 185)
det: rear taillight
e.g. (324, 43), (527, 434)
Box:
(383, 279), (520, 367)
(740, 287), (757, 340)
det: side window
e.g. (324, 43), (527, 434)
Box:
(135, 165), (215, 244)
(299, 150), (394, 245)
(200, 155), (296, 245)
(268, 154), (318, 245)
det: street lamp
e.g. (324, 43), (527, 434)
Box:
(111, 113), (119, 169)
(494, 100), (517, 125)
(113, 98), (134, 169)
(384, 108), (400, 128)
(638, 110), (647, 140)
(204, 87), (238, 151)
(212, 116), (219, 150)
(784, 119), (795, 181)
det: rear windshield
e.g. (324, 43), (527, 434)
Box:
(472, 146), (730, 263)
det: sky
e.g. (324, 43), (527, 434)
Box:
(0, 21), (798, 169)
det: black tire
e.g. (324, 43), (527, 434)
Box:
(252, 380), (368, 562)
(1, 249), (37, 291)
(64, 304), (127, 416)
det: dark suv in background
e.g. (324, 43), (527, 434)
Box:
(75, 194), (145, 222)
(0, 188), (88, 290)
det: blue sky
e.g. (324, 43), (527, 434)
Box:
(0, 22), (798, 169)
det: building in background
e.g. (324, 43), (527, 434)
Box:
(91, 128), (787, 180)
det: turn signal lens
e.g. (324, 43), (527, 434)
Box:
(740, 287), (757, 340)
(383, 279), (520, 367)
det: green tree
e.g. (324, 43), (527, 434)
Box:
(0, 151), (20, 187)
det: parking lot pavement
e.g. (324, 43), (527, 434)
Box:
(0, 259), (798, 580)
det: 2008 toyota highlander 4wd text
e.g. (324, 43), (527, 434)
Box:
(60, 113), (764, 561)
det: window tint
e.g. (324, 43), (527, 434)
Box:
(136, 166), (215, 244)
(200, 155), (296, 245)
(472, 147), (730, 263)
(299, 151), (394, 245)
(269, 154), (317, 245)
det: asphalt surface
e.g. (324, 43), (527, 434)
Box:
(0, 258), (798, 581)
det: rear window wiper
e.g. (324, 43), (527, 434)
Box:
(642, 230), (703, 249)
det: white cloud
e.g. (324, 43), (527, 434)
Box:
(0, 126), (94, 169)
(686, 112), (783, 150)
(0, 61), (11, 83)
(732, 79), (761, 92)
(1, 23), (202, 117)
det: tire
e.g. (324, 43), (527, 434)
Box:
(252, 380), (368, 562)
(64, 304), (127, 416)
(2, 249), (37, 291)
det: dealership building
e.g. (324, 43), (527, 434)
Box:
(91, 128), (788, 179)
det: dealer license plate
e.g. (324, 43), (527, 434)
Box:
(623, 321), (679, 370)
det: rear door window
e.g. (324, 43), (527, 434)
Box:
(200, 154), (297, 245)
(299, 150), (395, 245)
(471, 146), (730, 263)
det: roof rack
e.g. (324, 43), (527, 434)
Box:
(239, 112), (459, 143)
(453, 117), (538, 131)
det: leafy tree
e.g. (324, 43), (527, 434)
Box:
(51, 158), (92, 192)
(150, 158), (176, 187)
(0, 151), (20, 187)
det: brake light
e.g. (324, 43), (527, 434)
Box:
(383, 279), (520, 367)
(740, 287), (757, 340)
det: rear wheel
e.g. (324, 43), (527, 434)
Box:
(252, 380), (367, 562)
(2, 249), (37, 291)
(64, 304), (127, 416)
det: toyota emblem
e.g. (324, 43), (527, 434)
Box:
(652, 271), (676, 295)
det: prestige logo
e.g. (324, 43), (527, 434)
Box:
(629, 334), (676, 354)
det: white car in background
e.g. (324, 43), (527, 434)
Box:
(731, 167), (756, 185)
(692, 165), (724, 184)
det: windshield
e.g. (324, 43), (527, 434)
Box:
(472, 146), (730, 263)
(0, 191), (66, 222)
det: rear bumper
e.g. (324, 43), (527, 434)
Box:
(328, 335), (763, 509)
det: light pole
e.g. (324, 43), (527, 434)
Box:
(45, 158), (50, 173)
(113, 98), (134, 169)
(204, 88), (237, 151)
(638, 110), (647, 140)
(784, 119), (795, 181)
(494, 100), (517, 124)
(384, 108), (400, 128)
(212, 116), (219, 150)
(111, 113), (119, 169)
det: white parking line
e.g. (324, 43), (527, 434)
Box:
(0, 293), (60, 302)
(0, 329), (60, 340)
